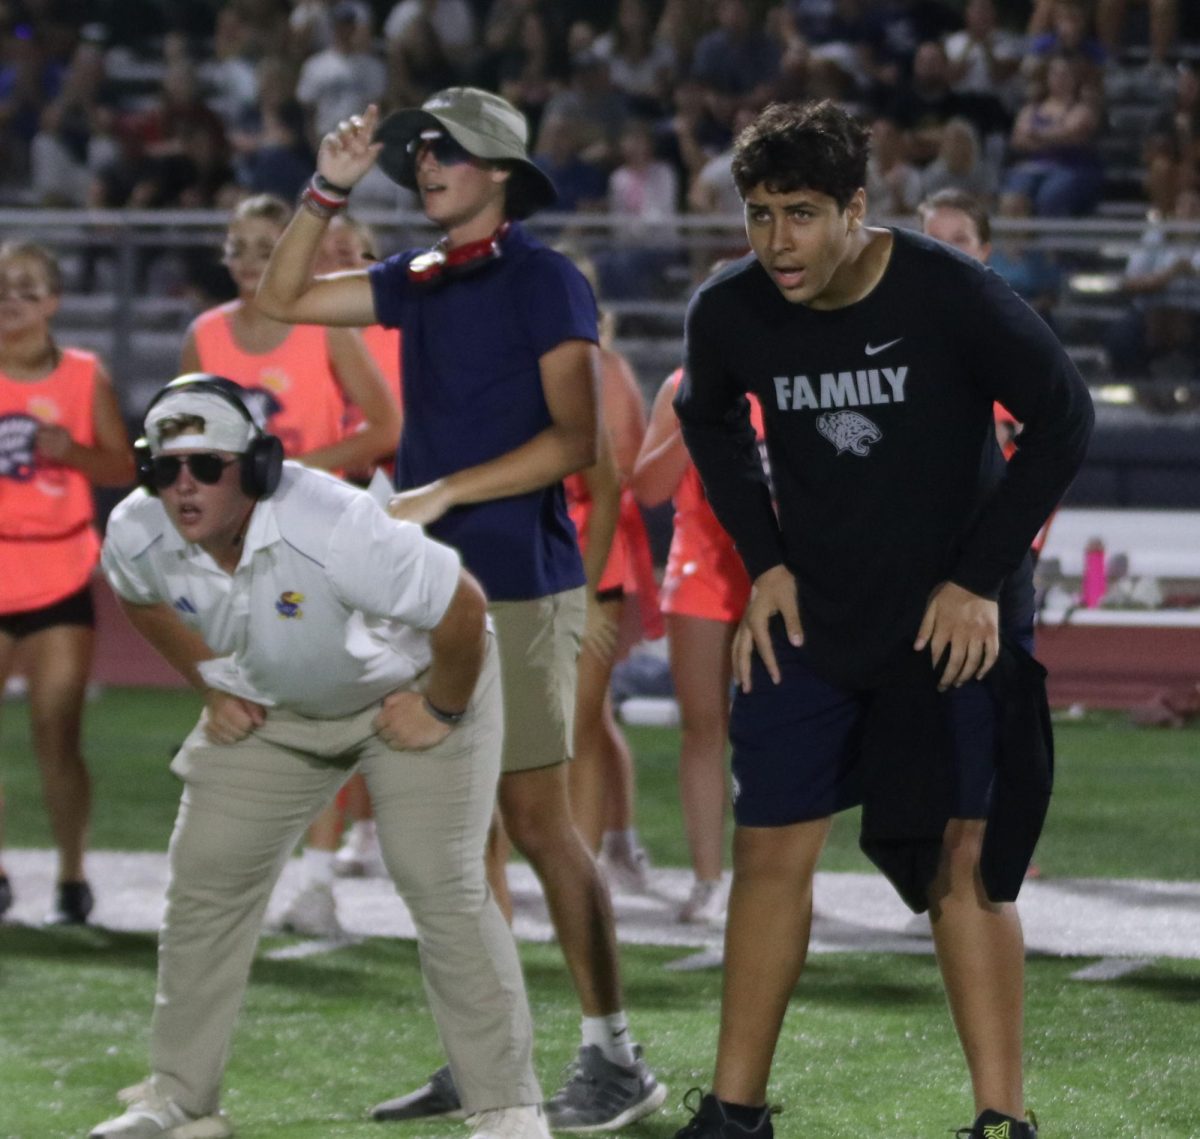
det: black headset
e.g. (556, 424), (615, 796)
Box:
(134, 373), (284, 499)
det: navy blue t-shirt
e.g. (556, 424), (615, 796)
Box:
(368, 223), (596, 602)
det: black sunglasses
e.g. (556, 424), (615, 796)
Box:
(150, 453), (239, 489)
(406, 131), (474, 167)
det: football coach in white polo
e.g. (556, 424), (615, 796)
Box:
(90, 373), (547, 1139)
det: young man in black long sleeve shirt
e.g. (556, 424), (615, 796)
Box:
(672, 101), (1093, 1139)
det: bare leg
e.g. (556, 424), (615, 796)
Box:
(24, 624), (94, 883)
(568, 602), (623, 851)
(599, 691), (637, 835)
(929, 817), (1026, 1119)
(305, 799), (343, 852)
(485, 807), (514, 924)
(343, 770), (373, 822)
(500, 763), (622, 1014)
(0, 631), (15, 881)
(668, 615), (736, 883)
(713, 819), (831, 1105)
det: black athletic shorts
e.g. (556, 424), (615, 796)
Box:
(0, 584), (96, 640)
(729, 625), (1035, 827)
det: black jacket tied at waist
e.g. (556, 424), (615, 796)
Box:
(857, 638), (1054, 913)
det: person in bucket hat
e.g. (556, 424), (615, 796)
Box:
(258, 91), (666, 1135)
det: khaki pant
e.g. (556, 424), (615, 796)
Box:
(148, 637), (539, 1116)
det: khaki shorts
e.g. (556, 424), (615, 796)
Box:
(489, 587), (585, 773)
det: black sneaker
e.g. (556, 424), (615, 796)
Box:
(0, 875), (12, 919)
(370, 1065), (467, 1122)
(43, 880), (94, 926)
(674, 1090), (776, 1139)
(956, 1108), (1039, 1138)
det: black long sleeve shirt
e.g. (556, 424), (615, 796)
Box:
(676, 228), (1095, 688)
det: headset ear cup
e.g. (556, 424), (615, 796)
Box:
(243, 434), (284, 498)
(133, 438), (158, 495)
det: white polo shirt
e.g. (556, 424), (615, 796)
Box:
(101, 463), (462, 719)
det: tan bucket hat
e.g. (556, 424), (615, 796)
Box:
(373, 87), (557, 217)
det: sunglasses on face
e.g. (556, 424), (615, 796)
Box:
(150, 453), (238, 489)
(407, 131), (475, 167)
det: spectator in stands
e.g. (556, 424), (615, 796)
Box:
(205, 6), (261, 132)
(496, 6), (568, 140)
(0, 241), (135, 927)
(655, 74), (731, 210)
(384, 0), (478, 87)
(600, 117), (681, 298)
(533, 109), (608, 214)
(543, 48), (630, 169)
(1022, 0), (1107, 104)
(1104, 186), (1200, 379)
(943, 0), (1024, 111)
(296, 2), (386, 148)
(593, 0), (677, 118)
(984, 192), (1064, 329)
(865, 113), (923, 218)
(691, 0), (781, 105)
(1002, 53), (1104, 218)
(96, 57), (234, 210)
(478, 0), (570, 90)
(1142, 62), (1199, 216)
(230, 54), (313, 201)
(654, 0), (719, 83)
(29, 38), (121, 207)
(0, 22), (66, 186)
(887, 39), (966, 168)
(918, 115), (996, 203)
(1096, 0), (1179, 71)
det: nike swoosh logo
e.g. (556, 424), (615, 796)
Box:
(864, 338), (902, 356)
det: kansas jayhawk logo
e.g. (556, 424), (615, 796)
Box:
(816, 410), (882, 456)
(275, 591), (304, 618)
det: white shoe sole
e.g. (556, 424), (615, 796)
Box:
(549, 1082), (668, 1133)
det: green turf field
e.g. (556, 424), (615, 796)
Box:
(2, 689), (1198, 1138)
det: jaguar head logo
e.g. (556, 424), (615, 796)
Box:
(816, 411), (882, 456)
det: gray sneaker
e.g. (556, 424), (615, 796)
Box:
(371, 1064), (467, 1122)
(544, 1046), (667, 1132)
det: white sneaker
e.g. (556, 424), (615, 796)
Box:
(279, 880), (344, 938)
(678, 878), (726, 925)
(468, 1105), (552, 1139)
(333, 822), (384, 878)
(89, 1089), (232, 1138)
(597, 845), (652, 896)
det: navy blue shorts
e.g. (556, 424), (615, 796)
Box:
(0, 584), (95, 640)
(729, 629), (1034, 827)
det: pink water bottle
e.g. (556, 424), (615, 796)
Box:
(1081, 538), (1106, 608)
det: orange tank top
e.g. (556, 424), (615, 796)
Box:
(193, 303), (346, 458)
(0, 348), (101, 612)
(343, 323), (403, 438)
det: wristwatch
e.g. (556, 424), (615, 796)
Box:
(423, 695), (466, 726)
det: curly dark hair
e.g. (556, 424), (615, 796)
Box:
(732, 100), (870, 210)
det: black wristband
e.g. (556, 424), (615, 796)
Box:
(314, 171), (353, 196)
(423, 695), (466, 726)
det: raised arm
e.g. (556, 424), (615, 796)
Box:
(257, 105), (383, 328)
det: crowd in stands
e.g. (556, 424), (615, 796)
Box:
(1, 0), (1199, 373)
